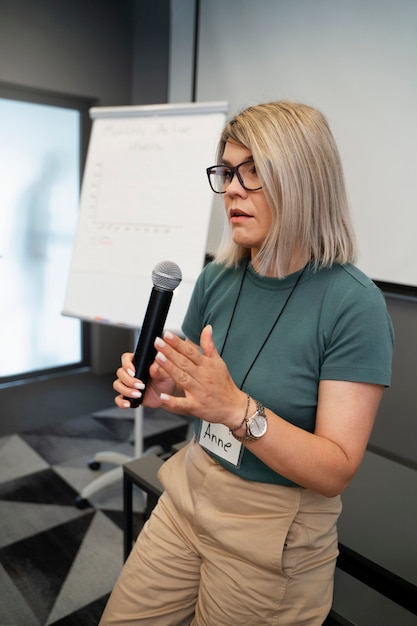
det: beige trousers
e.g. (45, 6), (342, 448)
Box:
(100, 438), (341, 626)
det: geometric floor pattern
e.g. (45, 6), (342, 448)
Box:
(0, 409), (189, 625)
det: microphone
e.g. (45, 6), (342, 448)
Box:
(127, 260), (182, 408)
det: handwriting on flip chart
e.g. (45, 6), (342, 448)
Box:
(64, 103), (227, 328)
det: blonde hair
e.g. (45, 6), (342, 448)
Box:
(214, 101), (357, 277)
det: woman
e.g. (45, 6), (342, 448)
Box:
(100, 101), (393, 625)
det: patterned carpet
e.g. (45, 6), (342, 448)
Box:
(0, 408), (189, 626)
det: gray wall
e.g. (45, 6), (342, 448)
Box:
(0, 0), (134, 105)
(0, 0), (170, 106)
(369, 294), (417, 470)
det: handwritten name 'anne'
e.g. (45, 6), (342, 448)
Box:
(202, 422), (232, 453)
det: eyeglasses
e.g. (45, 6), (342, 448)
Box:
(206, 159), (263, 194)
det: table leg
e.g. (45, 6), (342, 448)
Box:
(123, 473), (133, 561)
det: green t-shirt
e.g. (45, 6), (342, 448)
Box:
(182, 261), (394, 486)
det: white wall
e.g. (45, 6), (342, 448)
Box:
(178, 0), (417, 287)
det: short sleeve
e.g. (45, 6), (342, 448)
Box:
(320, 284), (394, 386)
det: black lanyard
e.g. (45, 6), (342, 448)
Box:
(220, 261), (306, 390)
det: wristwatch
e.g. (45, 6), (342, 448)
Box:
(231, 400), (268, 443)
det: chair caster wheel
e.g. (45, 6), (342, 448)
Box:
(75, 495), (90, 509)
(88, 459), (101, 470)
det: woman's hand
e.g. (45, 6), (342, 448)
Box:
(153, 325), (247, 430)
(113, 352), (177, 409)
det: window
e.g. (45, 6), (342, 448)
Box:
(0, 87), (92, 381)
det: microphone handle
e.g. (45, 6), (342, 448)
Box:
(128, 287), (173, 408)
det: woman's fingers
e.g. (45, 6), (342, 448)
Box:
(113, 352), (145, 404)
(154, 335), (201, 390)
(113, 376), (144, 405)
(160, 331), (203, 363)
(153, 327), (235, 412)
(199, 324), (219, 358)
(120, 352), (138, 378)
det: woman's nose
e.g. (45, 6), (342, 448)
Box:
(224, 173), (248, 196)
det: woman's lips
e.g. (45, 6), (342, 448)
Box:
(230, 208), (251, 221)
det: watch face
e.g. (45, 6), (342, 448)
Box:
(248, 415), (267, 438)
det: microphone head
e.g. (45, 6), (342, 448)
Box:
(152, 260), (182, 292)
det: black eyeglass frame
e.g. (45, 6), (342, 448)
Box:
(206, 159), (263, 194)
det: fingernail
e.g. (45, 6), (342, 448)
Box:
(134, 382), (145, 390)
(127, 368), (135, 377)
(156, 351), (167, 363)
(122, 401), (131, 408)
(164, 330), (174, 340)
(160, 393), (170, 401)
(131, 390), (142, 398)
(155, 337), (166, 349)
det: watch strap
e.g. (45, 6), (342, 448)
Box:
(231, 400), (267, 443)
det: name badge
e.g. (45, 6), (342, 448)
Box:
(198, 421), (243, 467)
